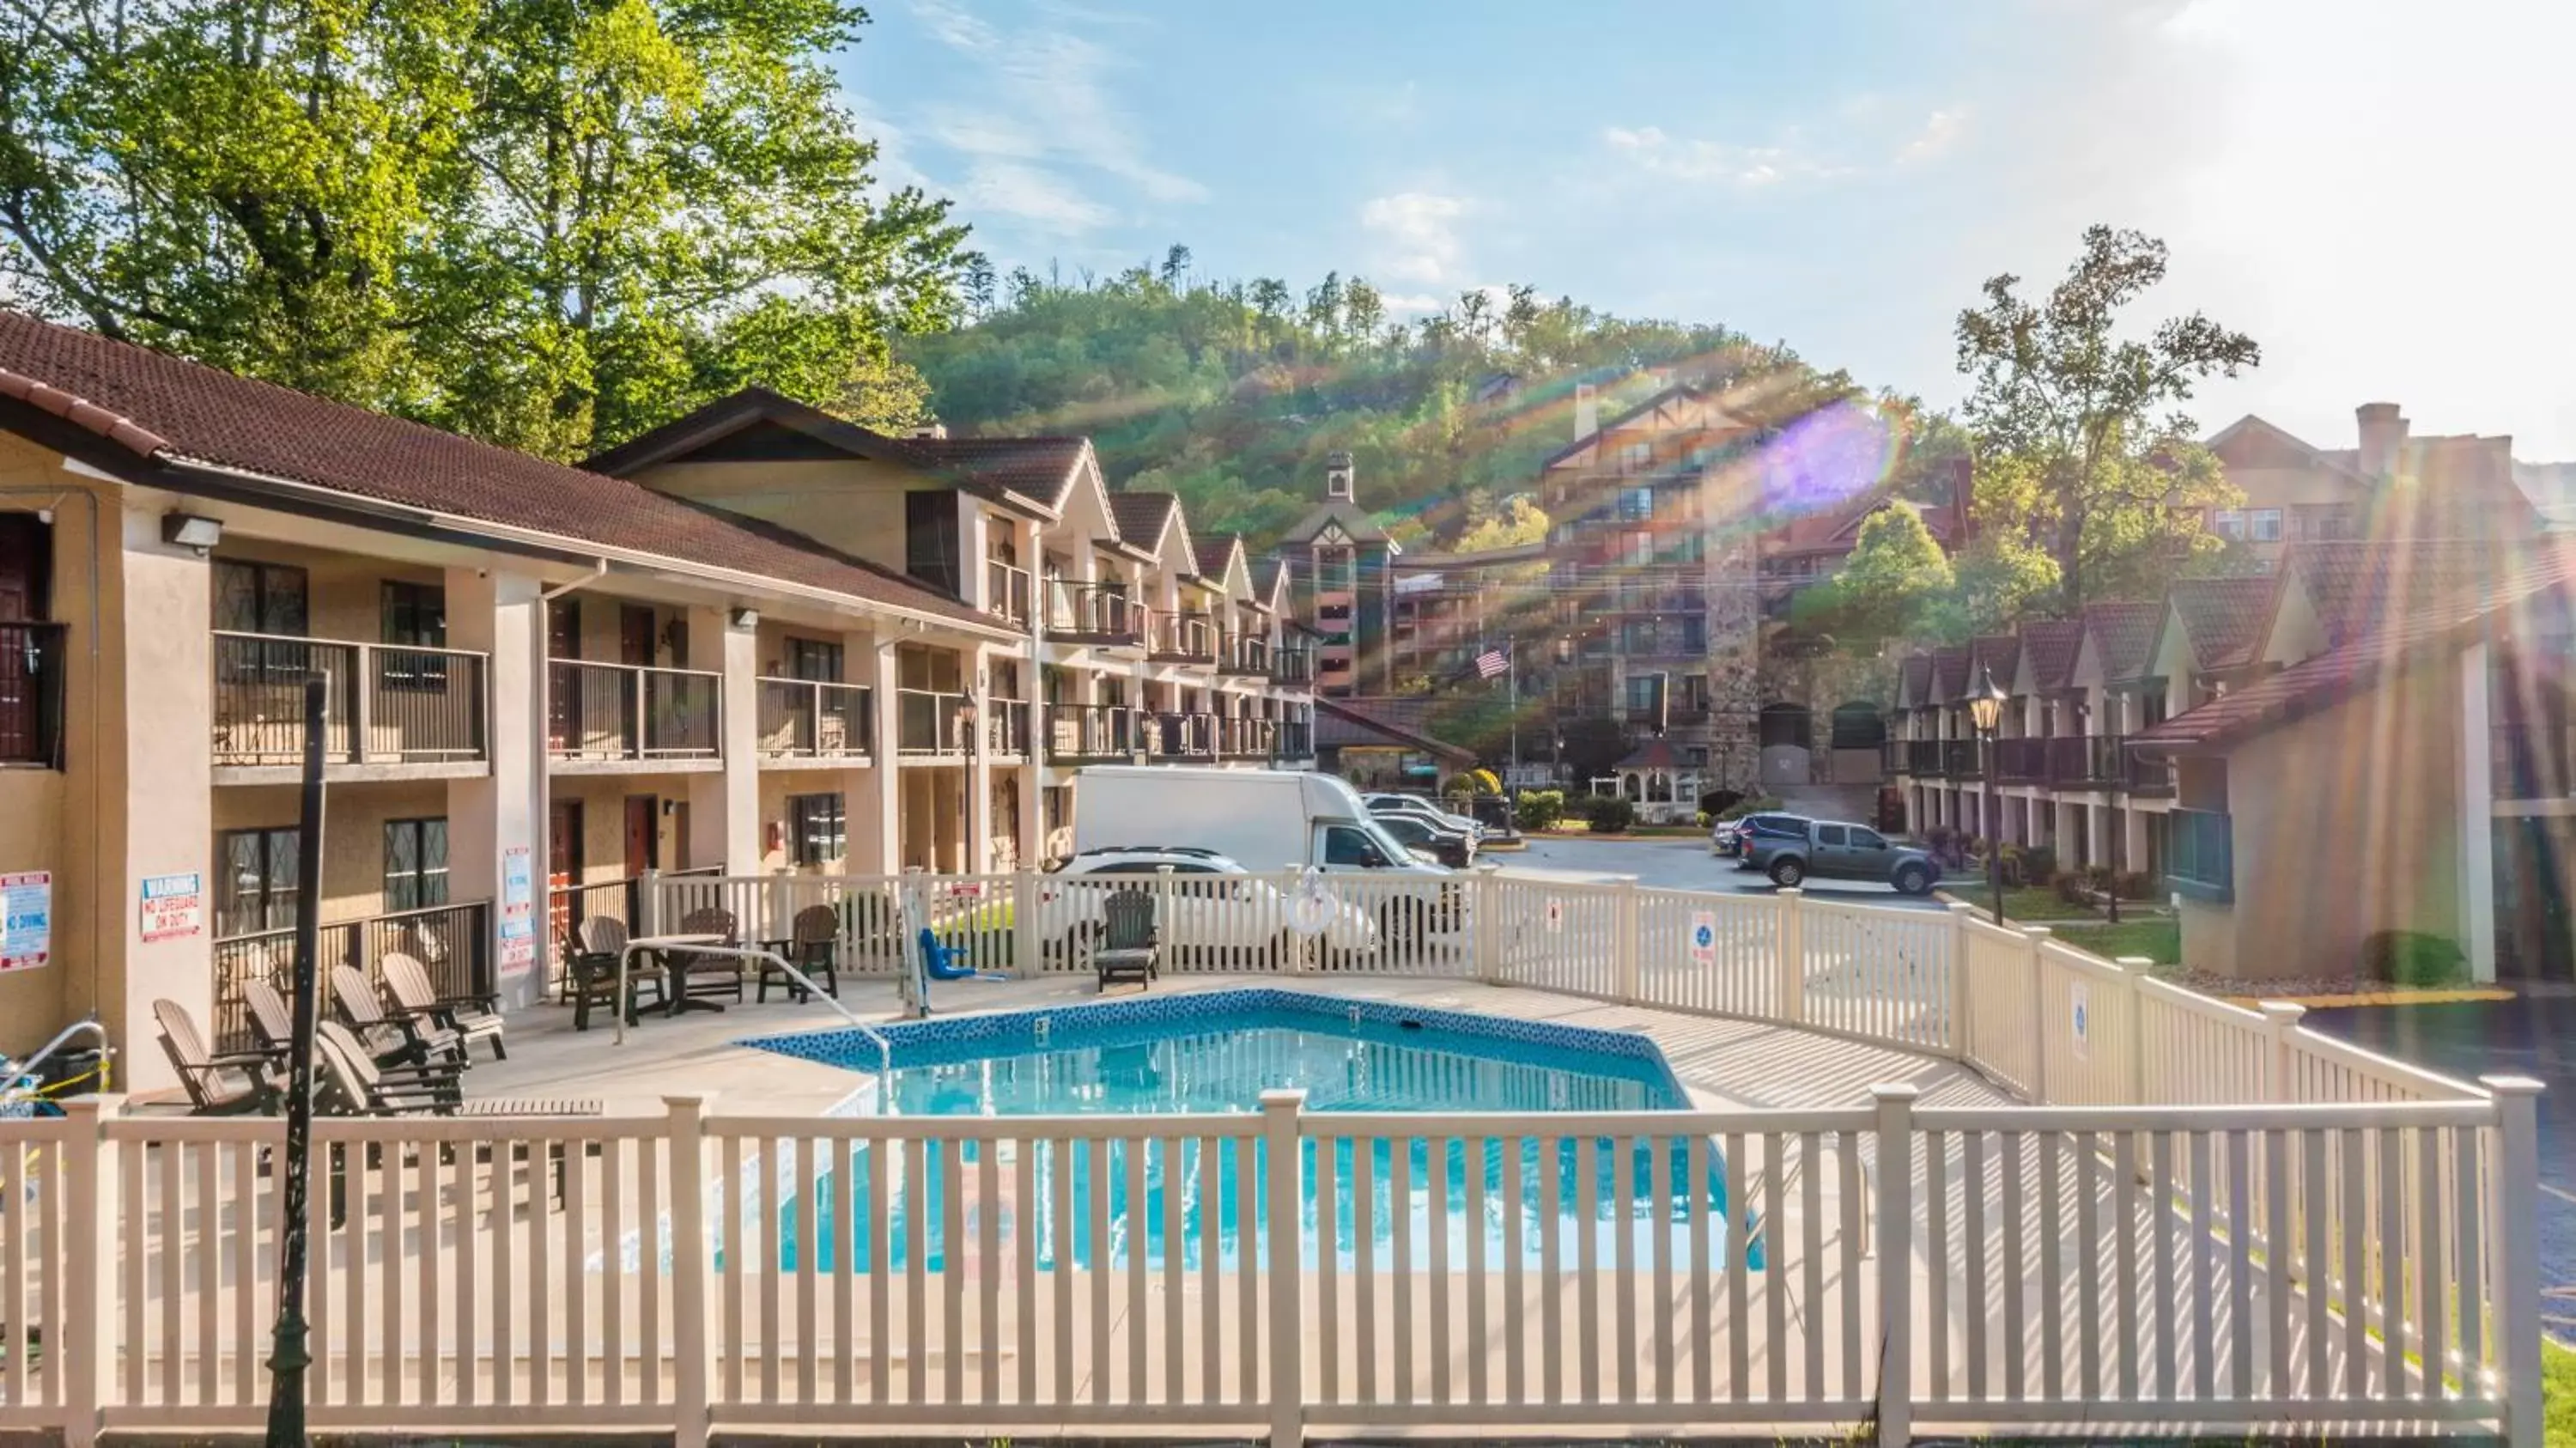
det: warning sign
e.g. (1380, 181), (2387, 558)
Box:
(2, 871), (51, 972)
(2069, 980), (2093, 1062)
(498, 845), (537, 979)
(1690, 910), (1717, 967)
(1544, 897), (1564, 934)
(139, 871), (203, 944)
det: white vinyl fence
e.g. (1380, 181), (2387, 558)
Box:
(0, 871), (2549, 1447)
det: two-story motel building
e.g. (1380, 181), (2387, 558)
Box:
(0, 311), (1315, 1089)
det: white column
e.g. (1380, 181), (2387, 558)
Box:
(446, 565), (548, 1009)
(686, 605), (759, 874)
(2459, 640), (2498, 983)
(2087, 800), (2111, 873)
(968, 643), (999, 871)
(2055, 798), (2081, 867)
(111, 505), (214, 1092)
(2123, 807), (2152, 880)
(841, 627), (888, 874)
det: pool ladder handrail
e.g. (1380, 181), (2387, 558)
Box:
(612, 941), (894, 1084)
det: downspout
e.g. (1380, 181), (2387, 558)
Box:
(527, 558), (609, 1001)
(0, 486), (104, 1035)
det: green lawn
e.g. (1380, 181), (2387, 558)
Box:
(2049, 916), (2184, 966)
(1947, 883), (2088, 922)
(2548, 1337), (2574, 1447)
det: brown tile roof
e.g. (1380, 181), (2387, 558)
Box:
(1969, 633), (2020, 692)
(1929, 646), (1971, 701)
(2019, 619), (2084, 691)
(1191, 534), (1243, 582)
(2135, 549), (2576, 754)
(1108, 490), (1177, 551)
(905, 435), (1091, 510)
(1615, 736), (1683, 770)
(2164, 576), (2280, 670)
(2283, 538), (2534, 647)
(1898, 654), (1934, 707)
(2081, 600), (2164, 681)
(0, 310), (996, 628)
(1313, 696), (1477, 763)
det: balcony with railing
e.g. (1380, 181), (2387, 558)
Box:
(1149, 611), (1218, 664)
(1217, 715), (1275, 759)
(985, 558), (1032, 625)
(0, 621), (66, 768)
(1941, 739), (1981, 779)
(2042, 734), (2127, 788)
(1047, 703), (1135, 763)
(986, 698), (1030, 757)
(2124, 748), (2174, 796)
(896, 688), (972, 757)
(1992, 736), (2049, 785)
(210, 899), (490, 1053)
(1275, 718), (1315, 762)
(2494, 721), (2576, 800)
(1146, 710), (1217, 759)
(214, 631), (489, 776)
(1218, 631), (1270, 677)
(546, 659), (719, 768)
(754, 678), (872, 765)
(1044, 581), (1145, 646)
(2162, 806), (2234, 903)
(1270, 643), (1314, 686)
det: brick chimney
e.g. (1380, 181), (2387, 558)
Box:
(2356, 402), (2408, 479)
(1574, 382), (1599, 443)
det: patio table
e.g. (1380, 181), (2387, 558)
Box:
(616, 933), (721, 1040)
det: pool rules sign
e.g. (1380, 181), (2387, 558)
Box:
(1, 871), (50, 973)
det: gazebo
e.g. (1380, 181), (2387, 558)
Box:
(1594, 736), (1703, 824)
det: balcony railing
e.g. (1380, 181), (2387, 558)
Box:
(987, 698), (1030, 757)
(1217, 715), (1274, 758)
(755, 677), (872, 760)
(985, 559), (1032, 625)
(2043, 734), (2128, 788)
(1044, 581), (1145, 645)
(0, 621), (66, 767)
(1149, 611), (1218, 664)
(1275, 719), (1315, 761)
(2163, 807), (2234, 903)
(1992, 737), (2049, 784)
(896, 689), (972, 755)
(1048, 703), (1135, 762)
(1147, 710), (1217, 758)
(1219, 632), (1270, 676)
(2494, 721), (2576, 799)
(2124, 749), (2174, 796)
(1941, 739), (1981, 779)
(210, 898), (490, 1053)
(545, 876), (640, 995)
(215, 630), (489, 769)
(547, 660), (720, 762)
(1270, 645), (1314, 686)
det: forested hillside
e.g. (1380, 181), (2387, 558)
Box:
(899, 248), (1891, 550)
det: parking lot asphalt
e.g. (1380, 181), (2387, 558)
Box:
(1496, 833), (1948, 910)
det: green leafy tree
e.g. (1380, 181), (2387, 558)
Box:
(1954, 226), (2258, 611)
(1451, 496), (1549, 553)
(1797, 505), (1958, 651)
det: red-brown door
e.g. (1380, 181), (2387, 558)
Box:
(548, 800), (583, 952)
(546, 598), (581, 750)
(0, 515), (48, 762)
(620, 606), (657, 666)
(623, 795), (659, 875)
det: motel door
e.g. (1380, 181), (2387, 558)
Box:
(545, 598), (580, 751)
(0, 515), (46, 762)
(548, 801), (583, 955)
(623, 796), (659, 877)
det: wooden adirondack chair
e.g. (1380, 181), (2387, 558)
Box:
(380, 952), (507, 1061)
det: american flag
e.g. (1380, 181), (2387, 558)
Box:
(1473, 647), (1510, 679)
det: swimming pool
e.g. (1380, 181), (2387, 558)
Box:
(735, 990), (1754, 1273)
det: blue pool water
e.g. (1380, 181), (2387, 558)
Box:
(736, 991), (1754, 1273)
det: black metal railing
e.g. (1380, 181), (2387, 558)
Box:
(756, 677), (872, 759)
(210, 899), (491, 1054)
(2044, 734), (2127, 788)
(1218, 715), (1274, 757)
(1274, 719), (1315, 761)
(896, 688), (971, 755)
(1150, 612), (1218, 663)
(2494, 722), (2576, 800)
(546, 660), (720, 761)
(2163, 808), (2233, 903)
(2124, 750), (2174, 795)
(1219, 632), (1270, 676)
(1270, 645), (1314, 685)
(1047, 703), (1134, 761)
(1942, 739), (1981, 778)
(545, 877), (641, 995)
(1992, 737), (2049, 784)
(985, 559), (1032, 625)
(987, 698), (1030, 756)
(1045, 581), (1145, 643)
(1149, 710), (1217, 758)
(214, 631), (487, 767)
(0, 621), (66, 767)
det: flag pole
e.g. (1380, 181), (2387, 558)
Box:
(1506, 648), (1520, 834)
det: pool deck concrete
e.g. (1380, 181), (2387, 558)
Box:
(468, 970), (2015, 1117)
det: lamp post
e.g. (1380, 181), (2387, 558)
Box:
(1968, 665), (2008, 925)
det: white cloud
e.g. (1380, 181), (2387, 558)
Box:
(1359, 192), (1469, 284)
(1377, 292), (1445, 315)
(899, 0), (1204, 234)
(1600, 124), (1843, 187)
(1896, 106), (1969, 165)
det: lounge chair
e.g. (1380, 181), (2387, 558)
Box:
(153, 999), (281, 1115)
(1092, 888), (1159, 994)
(669, 906), (745, 1011)
(332, 964), (464, 1067)
(567, 916), (664, 1031)
(240, 978), (299, 1061)
(757, 904), (842, 1003)
(380, 952), (507, 1061)
(313, 1020), (465, 1115)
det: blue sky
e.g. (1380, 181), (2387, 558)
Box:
(842, 0), (2576, 458)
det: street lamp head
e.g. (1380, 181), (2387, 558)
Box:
(1967, 665), (2007, 735)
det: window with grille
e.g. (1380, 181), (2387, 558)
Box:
(382, 818), (451, 913)
(380, 581), (450, 689)
(214, 560), (309, 636)
(787, 638), (845, 682)
(787, 793), (847, 866)
(217, 828), (301, 937)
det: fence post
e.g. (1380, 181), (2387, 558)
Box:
(1613, 876), (1641, 1002)
(2021, 926), (2052, 1104)
(1011, 868), (1039, 979)
(58, 1094), (118, 1448)
(1472, 869), (1500, 984)
(639, 867), (663, 937)
(1774, 888), (1804, 1024)
(2257, 1001), (2306, 1103)
(2115, 957), (2154, 1104)
(1261, 1089), (1307, 1448)
(1871, 1083), (1919, 1448)
(1945, 902), (1978, 1061)
(350, 641), (375, 764)
(665, 1093), (713, 1448)
(2484, 1075), (2546, 1448)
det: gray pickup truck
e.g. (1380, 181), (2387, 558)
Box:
(1743, 818), (1941, 895)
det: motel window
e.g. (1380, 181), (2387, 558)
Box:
(213, 560), (309, 637)
(1620, 441), (1652, 472)
(2246, 508), (2284, 543)
(787, 638), (844, 682)
(217, 827), (301, 937)
(382, 818), (451, 913)
(380, 581), (447, 648)
(2212, 509), (2245, 540)
(787, 793), (847, 866)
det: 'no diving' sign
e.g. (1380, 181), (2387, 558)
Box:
(1690, 911), (1717, 966)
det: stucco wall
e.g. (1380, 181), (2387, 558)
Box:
(2180, 651), (2466, 979)
(630, 459), (917, 575)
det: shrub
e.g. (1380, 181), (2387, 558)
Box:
(1516, 789), (1564, 830)
(2113, 870), (2158, 901)
(2360, 931), (2470, 988)
(1717, 794), (1784, 821)
(2056, 873), (2095, 907)
(1998, 844), (2026, 886)
(1696, 810), (1713, 829)
(1584, 794), (1637, 833)
(1444, 768), (1501, 798)
(2019, 845), (2058, 886)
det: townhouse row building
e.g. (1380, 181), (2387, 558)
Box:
(0, 312), (1316, 1089)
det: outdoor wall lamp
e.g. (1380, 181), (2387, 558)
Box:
(161, 511), (222, 556)
(730, 607), (759, 630)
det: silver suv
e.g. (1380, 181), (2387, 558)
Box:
(1742, 818), (1941, 896)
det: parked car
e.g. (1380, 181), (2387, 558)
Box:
(1741, 818), (1941, 895)
(1372, 812), (1476, 867)
(1363, 791), (1486, 839)
(1724, 812), (1813, 867)
(1038, 847), (1381, 961)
